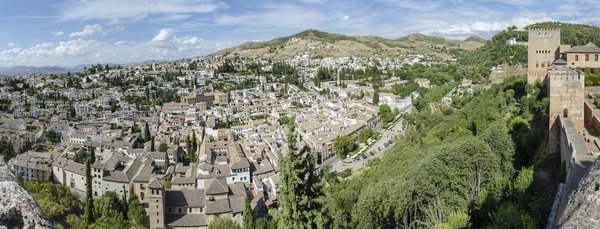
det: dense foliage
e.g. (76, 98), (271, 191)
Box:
(453, 26), (528, 80)
(319, 76), (557, 229)
(0, 139), (15, 162)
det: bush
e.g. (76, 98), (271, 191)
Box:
(339, 169), (352, 178)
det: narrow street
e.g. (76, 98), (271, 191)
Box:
(323, 115), (408, 173)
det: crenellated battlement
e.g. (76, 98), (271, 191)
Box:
(529, 28), (561, 32)
(549, 67), (584, 82)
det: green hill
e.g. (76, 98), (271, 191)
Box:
(465, 35), (487, 43)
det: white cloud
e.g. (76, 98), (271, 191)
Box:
(151, 29), (176, 42)
(1, 48), (21, 55)
(0, 39), (105, 66)
(7, 43), (17, 47)
(53, 39), (104, 57)
(58, 0), (223, 22)
(53, 31), (64, 36)
(144, 28), (207, 56)
(340, 15), (350, 21)
(115, 40), (128, 45)
(70, 24), (104, 38)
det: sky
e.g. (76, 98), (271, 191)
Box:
(0, 0), (597, 67)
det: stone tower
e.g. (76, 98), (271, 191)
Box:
(548, 65), (584, 154)
(528, 28), (561, 84)
(147, 178), (165, 229)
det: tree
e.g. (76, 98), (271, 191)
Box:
(488, 204), (535, 229)
(144, 122), (151, 142)
(373, 90), (379, 105)
(358, 128), (375, 144)
(243, 197), (254, 229)
(159, 142), (168, 152)
(255, 218), (269, 229)
(0, 139), (15, 162)
(333, 135), (356, 158)
(85, 158), (94, 224)
(128, 194), (149, 228)
(208, 217), (241, 229)
(379, 104), (394, 126)
(278, 126), (325, 228)
(164, 150), (169, 169)
(90, 145), (96, 164)
(151, 136), (155, 152)
(190, 131), (198, 163)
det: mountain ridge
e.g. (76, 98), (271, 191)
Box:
(211, 29), (487, 60)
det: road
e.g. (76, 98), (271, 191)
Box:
(323, 116), (407, 173)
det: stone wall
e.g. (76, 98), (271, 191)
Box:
(0, 157), (52, 229)
(557, 156), (600, 228)
(528, 28), (561, 84)
(584, 101), (600, 134)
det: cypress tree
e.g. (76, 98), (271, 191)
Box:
(84, 158), (94, 224)
(191, 131), (197, 163)
(243, 197), (254, 229)
(144, 122), (151, 142)
(90, 144), (95, 164)
(150, 136), (155, 152)
(164, 150), (169, 170)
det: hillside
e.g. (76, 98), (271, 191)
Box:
(465, 35), (488, 43)
(211, 29), (486, 60)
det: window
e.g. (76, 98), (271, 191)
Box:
(541, 63), (545, 68)
(576, 55), (579, 61)
(596, 54), (598, 61)
(179, 208), (182, 213)
(586, 54), (590, 61)
(564, 109), (569, 118)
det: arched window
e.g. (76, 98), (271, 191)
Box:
(576, 55), (579, 61)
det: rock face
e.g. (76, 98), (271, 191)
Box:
(0, 157), (52, 229)
(557, 156), (600, 228)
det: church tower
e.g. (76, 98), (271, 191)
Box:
(147, 178), (165, 228)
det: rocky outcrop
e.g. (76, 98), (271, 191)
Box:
(557, 156), (600, 228)
(0, 157), (52, 229)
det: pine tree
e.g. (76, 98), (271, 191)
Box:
(278, 126), (324, 229)
(243, 197), (254, 229)
(84, 158), (94, 224)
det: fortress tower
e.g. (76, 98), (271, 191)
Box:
(528, 28), (561, 84)
(548, 65), (585, 154)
